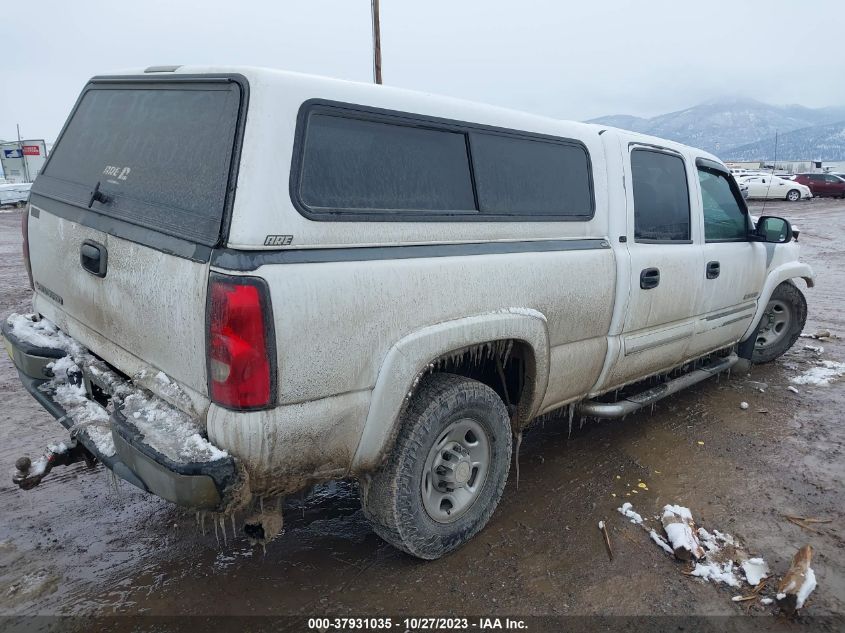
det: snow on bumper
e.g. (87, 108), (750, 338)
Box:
(2, 313), (240, 511)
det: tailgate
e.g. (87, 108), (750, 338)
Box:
(25, 75), (246, 408)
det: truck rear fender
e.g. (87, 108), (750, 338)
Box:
(351, 309), (550, 472)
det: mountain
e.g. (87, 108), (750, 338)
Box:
(727, 121), (845, 161)
(587, 98), (845, 159)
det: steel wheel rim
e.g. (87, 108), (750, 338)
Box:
(756, 299), (792, 350)
(788, 190), (800, 201)
(421, 418), (491, 524)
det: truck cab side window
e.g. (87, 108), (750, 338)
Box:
(631, 149), (691, 242)
(698, 168), (749, 241)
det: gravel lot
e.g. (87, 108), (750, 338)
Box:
(0, 200), (843, 629)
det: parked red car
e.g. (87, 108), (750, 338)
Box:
(792, 173), (845, 198)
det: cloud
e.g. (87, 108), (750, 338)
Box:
(3, 0), (844, 142)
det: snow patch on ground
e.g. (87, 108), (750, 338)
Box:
(662, 504), (694, 521)
(662, 505), (703, 559)
(797, 569), (817, 609)
(650, 529), (674, 555)
(791, 360), (845, 386)
(742, 558), (770, 586)
(618, 502), (774, 598)
(781, 567), (817, 610)
(690, 560), (742, 587)
(617, 502), (643, 524)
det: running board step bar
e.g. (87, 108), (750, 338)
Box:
(577, 353), (739, 419)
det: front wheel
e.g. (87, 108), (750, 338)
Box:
(786, 189), (801, 202)
(361, 373), (512, 559)
(751, 282), (807, 363)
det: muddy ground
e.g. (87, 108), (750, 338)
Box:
(0, 200), (843, 629)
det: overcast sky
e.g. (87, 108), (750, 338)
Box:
(3, 0), (845, 142)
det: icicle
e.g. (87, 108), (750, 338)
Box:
(259, 496), (264, 515)
(231, 514), (236, 539)
(201, 512), (206, 536)
(214, 517), (220, 547)
(513, 429), (523, 490)
(568, 403), (575, 439)
(650, 403), (655, 415)
(219, 516), (228, 546)
(110, 470), (121, 499)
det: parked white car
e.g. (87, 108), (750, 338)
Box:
(737, 174), (812, 201)
(2, 66), (814, 559)
(0, 182), (32, 208)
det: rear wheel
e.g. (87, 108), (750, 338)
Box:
(361, 373), (512, 559)
(752, 282), (807, 363)
(786, 189), (801, 202)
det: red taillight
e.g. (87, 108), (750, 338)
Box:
(207, 274), (275, 409)
(21, 206), (33, 290)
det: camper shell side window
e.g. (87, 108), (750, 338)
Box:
(290, 100), (595, 223)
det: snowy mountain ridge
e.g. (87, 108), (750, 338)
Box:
(588, 98), (845, 160)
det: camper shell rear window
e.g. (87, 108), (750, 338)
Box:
(291, 101), (595, 222)
(31, 77), (246, 250)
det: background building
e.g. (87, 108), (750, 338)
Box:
(0, 140), (48, 183)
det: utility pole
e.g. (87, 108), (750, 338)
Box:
(17, 124), (31, 183)
(371, 0), (382, 84)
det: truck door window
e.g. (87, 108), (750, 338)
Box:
(698, 168), (749, 241)
(631, 149), (691, 242)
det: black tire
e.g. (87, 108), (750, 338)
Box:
(786, 189), (801, 202)
(751, 282), (807, 364)
(360, 372), (512, 559)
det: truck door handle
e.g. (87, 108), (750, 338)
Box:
(706, 261), (720, 279)
(80, 240), (108, 278)
(640, 267), (660, 289)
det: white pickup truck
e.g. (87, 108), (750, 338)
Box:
(3, 66), (813, 559)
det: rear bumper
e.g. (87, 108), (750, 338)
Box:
(2, 317), (239, 511)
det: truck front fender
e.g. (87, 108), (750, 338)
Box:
(351, 309), (550, 472)
(741, 261), (815, 342)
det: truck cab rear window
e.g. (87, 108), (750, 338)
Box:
(631, 149), (691, 242)
(33, 82), (242, 247)
(294, 104), (594, 221)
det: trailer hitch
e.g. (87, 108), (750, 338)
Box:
(13, 440), (96, 490)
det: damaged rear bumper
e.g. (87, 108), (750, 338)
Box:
(2, 316), (239, 511)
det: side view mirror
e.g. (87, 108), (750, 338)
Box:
(754, 216), (792, 243)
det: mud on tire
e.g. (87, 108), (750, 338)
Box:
(751, 282), (807, 364)
(360, 372), (512, 560)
